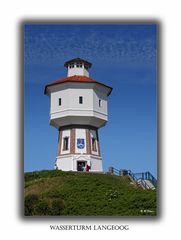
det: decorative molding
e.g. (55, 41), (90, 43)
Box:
(59, 124), (98, 131)
(51, 108), (107, 116)
(56, 154), (102, 161)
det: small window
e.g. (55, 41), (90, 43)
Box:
(59, 98), (61, 106)
(79, 96), (83, 104)
(99, 99), (102, 107)
(80, 64), (82, 68)
(63, 137), (69, 151)
(92, 138), (97, 152)
(76, 63), (80, 68)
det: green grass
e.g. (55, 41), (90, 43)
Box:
(24, 170), (157, 216)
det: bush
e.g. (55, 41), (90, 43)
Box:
(51, 199), (65, 215)
(34, 200), (51, 215)
(24, 194), (39, 216)
(106, 189), (119, 201)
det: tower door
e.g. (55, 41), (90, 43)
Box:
(77, 161), (87, 172)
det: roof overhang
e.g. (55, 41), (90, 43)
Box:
(44, 76), (112, 96)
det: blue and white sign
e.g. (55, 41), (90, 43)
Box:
(77, 138), (85, 149)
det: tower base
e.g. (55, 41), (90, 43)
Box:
(55, 154), (103, 172)
(55, 125), (103, 172)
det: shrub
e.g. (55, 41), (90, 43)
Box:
(24, 194), (39, 216)
(51, 199), (65, 215)
(106, 189), (119, 201)
(34, 199), (51, 215)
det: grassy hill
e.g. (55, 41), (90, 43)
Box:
(24, 170), (157, 216)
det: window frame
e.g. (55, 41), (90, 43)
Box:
(91, 137), (97, 152)
(63, 137), (69, 151)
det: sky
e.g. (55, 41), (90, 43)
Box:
(24, 24), (157, 177)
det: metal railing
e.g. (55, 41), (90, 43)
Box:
(147, 171), (157, 188)
(133, 171), (157, 188)
(108, 167), (157, 190)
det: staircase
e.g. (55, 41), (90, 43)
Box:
(108, 167), (157, 190)
(136, 179), (155, 190)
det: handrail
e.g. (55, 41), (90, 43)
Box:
(108, 167), (120, 176)
(127, 170), (138, 183)
(108, 167), (157, 190)
(127, 170), (157, 188)
(147, 171), (157, 188)
(127, 170), (151, 190)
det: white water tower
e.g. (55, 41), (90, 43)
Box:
(44, 58), (112, 172)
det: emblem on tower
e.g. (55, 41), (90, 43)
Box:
(77, 138), (85, 149)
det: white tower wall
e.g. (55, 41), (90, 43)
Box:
(55, 127), (102, 172)
(49, 82), (109, 128)
(45, 58), (112, 172)
(56, 155), (103, 172)
(93, 86), (108, 116)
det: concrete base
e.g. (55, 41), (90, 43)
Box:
(55, 154), (103, 172)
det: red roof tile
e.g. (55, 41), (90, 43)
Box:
(44, 75), (112, 95)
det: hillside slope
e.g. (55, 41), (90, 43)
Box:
(24, 170), (157, 216)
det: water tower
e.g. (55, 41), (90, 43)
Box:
(44, 58), (112, 172)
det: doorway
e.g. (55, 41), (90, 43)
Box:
(77, 161), (87, 172)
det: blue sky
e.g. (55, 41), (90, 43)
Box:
(24, 24), (157, 177)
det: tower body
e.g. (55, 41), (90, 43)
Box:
(44, 58), (112, 172)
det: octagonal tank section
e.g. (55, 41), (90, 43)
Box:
(47, 81), (110, 129)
